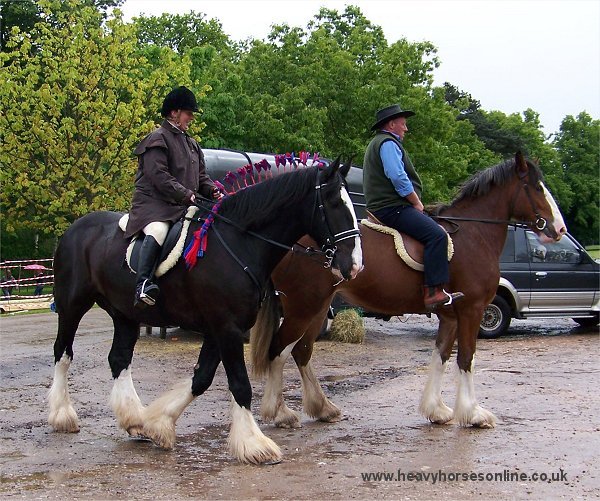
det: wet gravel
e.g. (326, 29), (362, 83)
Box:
(0, 309), (598, 500)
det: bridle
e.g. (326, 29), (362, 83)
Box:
(188, 166), (361, 296)
(312, 168), (361, 268)
(433, 168), (549, 234)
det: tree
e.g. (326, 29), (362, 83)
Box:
(0, 0), (189, 236)
(132, 11), (232, 56)
(0, 0), (123, 51)
(554, 112), (600, 245)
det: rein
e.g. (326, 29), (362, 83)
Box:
(186, 170), (359, 296)
(432, 170), (548, 234)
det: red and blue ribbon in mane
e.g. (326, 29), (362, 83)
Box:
(183, 198), (223, 270)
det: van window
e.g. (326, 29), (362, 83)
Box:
(500, 229), (515, 262)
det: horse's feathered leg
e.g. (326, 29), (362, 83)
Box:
(250, 287), (303, 428)
(108, 312), (145, 437)
(220, 331), (282, 464)
(419, 312), (457, 424)
(48, 300), (94, 433)
(260, 337), (301, 428)
(293, 312), (342, 423)
(139, 336), (221, 450)
(453, 307), (497, 428)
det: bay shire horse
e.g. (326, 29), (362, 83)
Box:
(47, 158), (363, 464)
(251, 152), (567, 430)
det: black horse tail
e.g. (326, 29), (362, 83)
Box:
(250, 280), (281, 379)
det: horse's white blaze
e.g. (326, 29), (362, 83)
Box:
(340, 186), (363, 277)
(542, 183), (567, 237)
(299, 361), (341, 421)
(110, 367), (145, 433)
(419, 348), (453, 423)
(454, 364), (497, 429)
(228, 397), (282, 464)
(47, 353), (80, 432)
(142, 380), (195, 449)
(261, 340), (300, 426)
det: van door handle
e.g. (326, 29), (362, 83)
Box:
(535, 272), (548, 278)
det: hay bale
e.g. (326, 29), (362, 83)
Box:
(328, 308), (365, 343)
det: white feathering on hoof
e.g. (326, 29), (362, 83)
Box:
(299, 361), (341, 422)
(47, 354), (80, 433)
(454, 367), (497, 428)
(141, 380), (195, 449)
(110, 367), (145, 435)
(419, 347), (454, 424)
(261, 340), (301, 428)
(228, 397), (282, 464)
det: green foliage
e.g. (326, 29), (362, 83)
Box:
(553, 112), (600, 245)
(0, 0), (186, 235)
(0, 0), (40, 51)
(0, 1), (596, 250)
(132, 11), (232, 56)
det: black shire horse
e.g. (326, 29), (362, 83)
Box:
(47, 158), (363, 464)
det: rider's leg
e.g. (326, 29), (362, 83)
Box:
(135, 221), (169, 308)
(374, 205), (463, 309)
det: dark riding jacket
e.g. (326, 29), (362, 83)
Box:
(124, 120), (216, 239)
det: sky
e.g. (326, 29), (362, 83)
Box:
(120, 0), (600, 135)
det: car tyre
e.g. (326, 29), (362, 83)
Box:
(479, 295), (511, 339)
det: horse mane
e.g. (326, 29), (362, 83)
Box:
(219, 167), (318, 230)
(431, 157), (543, 214)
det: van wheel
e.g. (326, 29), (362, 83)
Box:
(479, 296), (511, 339)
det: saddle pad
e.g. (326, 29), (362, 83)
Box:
(121, 206), (200, 277)
(360, 219), (454, 272)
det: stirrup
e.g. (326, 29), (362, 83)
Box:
(135, 280), (159, 307)
(441, 290), (464, 306)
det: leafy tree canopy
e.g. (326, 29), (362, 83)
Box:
(0, 0), (192, 234)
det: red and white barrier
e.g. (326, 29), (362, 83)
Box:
(1, 258), (54, 302)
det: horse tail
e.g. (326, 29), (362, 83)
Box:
(250, 280), (281, 379)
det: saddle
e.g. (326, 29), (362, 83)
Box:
(118, 206), (200, 277)
(361, 211), (453, 272)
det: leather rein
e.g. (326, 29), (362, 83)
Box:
(187, 169), (360, 295)
(431, 170), (549, 235)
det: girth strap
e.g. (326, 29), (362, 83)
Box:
(210, 223), (263, 302)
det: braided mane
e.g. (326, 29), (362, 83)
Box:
(220, 167), (318, 230)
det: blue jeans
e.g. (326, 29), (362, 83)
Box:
(374, 205), (449, 287)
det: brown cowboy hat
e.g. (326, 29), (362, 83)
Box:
(371, 104), (415, 130)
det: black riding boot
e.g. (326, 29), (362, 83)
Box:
(134, 235), (162, 308)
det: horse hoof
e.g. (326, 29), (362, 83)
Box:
(141, 421), (176, 450)
(319, 413), (343, 423)
(317, 404), (342, 423)
(230, 438), (283, 465)
(420, 403), (454, 424)
(48, 407), (80, 433)
(274, 409), (301, 429)
(127, 426), (150, 440)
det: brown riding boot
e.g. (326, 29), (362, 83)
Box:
(423, 285), (464, 311)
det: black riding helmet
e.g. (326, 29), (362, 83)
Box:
(161, 86), (199, 117)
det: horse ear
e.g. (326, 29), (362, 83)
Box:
(515, 151), (528, 176)
(322, 155), (341, 181)
(340, 156), (354, 178)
